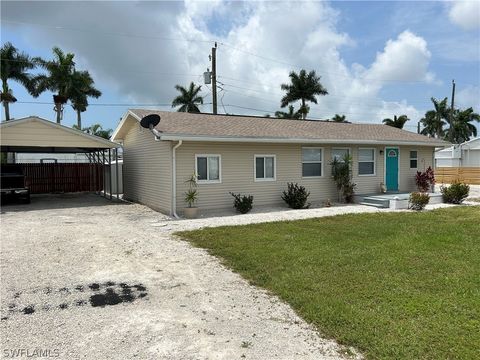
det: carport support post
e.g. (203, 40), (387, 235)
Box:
(102, 151), (107, 198)
(108, 149), (112, 200)
(115, 148), (120, 200)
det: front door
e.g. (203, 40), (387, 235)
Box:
(385, 147), (399, 191)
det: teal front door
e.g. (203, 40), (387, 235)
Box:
(385, 147), (399, 191)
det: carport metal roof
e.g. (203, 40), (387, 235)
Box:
(0, 116), (119, 153)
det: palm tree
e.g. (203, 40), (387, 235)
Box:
(75, 123), (112, 139)
(34, 47), (76, 124)
(280, 69), (328, 119)
(445, 107), (479, 143)
(0, 42), (37, 120)
(275, 105), (302, 119)
(331, 114), (347, 122)
(420, 97), (449, 138)
(171, 82), (203, 113)
(382, 114), (409, 129)
(68, 70), (101, 128)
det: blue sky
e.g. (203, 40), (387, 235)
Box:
(1, 1), (479, 134)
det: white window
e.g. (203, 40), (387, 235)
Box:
(195, 154), (221, 183)
(331, 148), (350, 162)
(358, 148), (375, 176)
(255, 155), (276, 181)
(302, 147), (323, 177)
(410, 151), (418, 169)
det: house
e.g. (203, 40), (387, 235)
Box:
(435, 137), (480, 168)
(111, 110), (448, 215)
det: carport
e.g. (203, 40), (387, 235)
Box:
(1, 116), (121, 200)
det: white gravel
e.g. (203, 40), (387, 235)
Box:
(1, 193), (475, 359)
(1, 194), (360, 360)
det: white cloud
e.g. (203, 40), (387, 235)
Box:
(363, 30), (435, 84)
(1, 1), (437, 130)
(448, 1), (480, 31)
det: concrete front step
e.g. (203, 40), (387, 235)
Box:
(361, 197), (390, 208)
(359, 202), (388, 208)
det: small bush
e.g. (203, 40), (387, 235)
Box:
(409, 192), (430, 211)
(415, 166), (435, 192)
(230, 192), (254, 214)
(282, 183), (310, 209)
(441, 182), (470, 204)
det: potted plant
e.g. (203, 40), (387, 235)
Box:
(183, 173), (199, 218)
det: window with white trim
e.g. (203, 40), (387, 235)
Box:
(331, 148), (350, 162)
(195, 155), (221, 183)
(255, 155), (276, 181)
(302, 148), (322, 177)
(358, 148), (375, 175)
(410, 151), (418, 169)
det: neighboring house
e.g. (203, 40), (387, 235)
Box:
(435, 138), (480, 168)
(111, 110), (448, 215)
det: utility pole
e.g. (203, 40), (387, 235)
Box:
(450, 79), (456, 143)
(211, 42), (218, 115)
(417, 121), (420, 134)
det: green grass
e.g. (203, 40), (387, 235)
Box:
(177, 206), (480, 360)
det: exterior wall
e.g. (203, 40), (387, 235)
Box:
(122, 124), (172, 214)
(398, 146), (434, 192)
(175, 142), (435, 211)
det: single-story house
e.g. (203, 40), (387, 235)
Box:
(111, 110), (448, 215)
(435, 137), (480, 167)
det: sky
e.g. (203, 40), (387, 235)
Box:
(1, 0), (479, 134)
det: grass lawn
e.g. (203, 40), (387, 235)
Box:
(177, 206), (480, 360)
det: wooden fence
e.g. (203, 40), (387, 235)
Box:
(21, 163), (104, 194)
(435, 167), (480, 185)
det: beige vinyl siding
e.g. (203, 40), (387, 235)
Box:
(123, 124), (172, 214)
(398, 146), (434, 192)
(175, 142), (403, 211)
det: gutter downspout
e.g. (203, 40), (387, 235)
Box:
(172, 140), (183, 218)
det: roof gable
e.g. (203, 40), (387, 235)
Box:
(1, 116), (119, 149)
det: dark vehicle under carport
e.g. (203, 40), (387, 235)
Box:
(0, 164), (30, 204)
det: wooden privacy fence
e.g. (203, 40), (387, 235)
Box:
(21, 163), (104, 194)
(435, 167), (480, 185)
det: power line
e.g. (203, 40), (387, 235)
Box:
(16, 100), (212, 107)
(3, 20), (215, 44)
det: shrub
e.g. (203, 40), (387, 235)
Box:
(184, 173), (198, 208)
(409, 192), (430, 211)
(415, 166), (435, 192)
(282, 183), (310, 209)
(441, 182), (470, 204)
(230, 192), (254, 214)
(330, 154), (356, 203)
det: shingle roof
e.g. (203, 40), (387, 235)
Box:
(122, 109), (448, 146)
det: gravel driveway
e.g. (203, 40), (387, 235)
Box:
(1, 193), (359, 360)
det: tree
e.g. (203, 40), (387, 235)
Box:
(34, 47), (76, 124)
(171, 82), (203, 113)
(331, 114), (347, 122)
(74, 123), (112, 139)
(0, 42), (37, 121)
(280, 69), (328, 119)
(68, 70), (101, 128)
(275, 105), (302, 119)
(382, 114), (409, 129)
(420, 97), (449, 138)
(445, 107), (479, 143)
